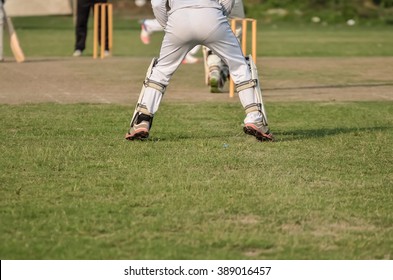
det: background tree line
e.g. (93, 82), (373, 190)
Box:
(115, 0), (393, 24)
(244, 0), (393, 23)
(249, 0), (392, 8)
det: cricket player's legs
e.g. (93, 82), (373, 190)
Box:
(139, 22), (197, 114)
(127, 17), (197, 140)
(137, 7), (224, 116)
(75, 0), (92, 51)
(204, 19), (273, 140)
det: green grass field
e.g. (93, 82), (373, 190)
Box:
(1, 16), (393, 260)
(1, 102), (392, 259)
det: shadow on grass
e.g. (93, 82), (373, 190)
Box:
(265, 82), (393, 91)
(277, 126), (391, 142)
(124, 127), (391, 143)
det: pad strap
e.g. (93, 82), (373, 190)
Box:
(209, 65), (221, 72)
(136, 104), (153, 117)
(236, 79), (257, 93)
(244, 103), (260, 114)
(130, 104), (153, 127)
(144, 79), (166, 94)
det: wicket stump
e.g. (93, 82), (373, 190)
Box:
(229, 18), (257, 97)
(93, 3), (113, 59)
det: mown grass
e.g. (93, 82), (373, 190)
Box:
(3, 16), (393, 58)
(1, 102), (392, 259)
(1, 12), (392, 261)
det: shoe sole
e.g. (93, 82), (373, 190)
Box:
(125, 129), (149, 141)
(243, 124), (274, 142)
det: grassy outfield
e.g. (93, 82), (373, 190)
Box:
(0, 102), (392, 259)
(3, 16), (393, 58)
(1, 16), (392, 260)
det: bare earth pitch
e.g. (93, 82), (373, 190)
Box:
(0, 57), (392, 105)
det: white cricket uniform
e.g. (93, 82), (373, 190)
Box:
(230, 0), (245, 19)
(144, 0), (244, 32)
(141, 0), (257, 114)
(142, 0), (244, 65)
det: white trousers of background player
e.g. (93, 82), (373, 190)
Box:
(140, 6), (257, 118)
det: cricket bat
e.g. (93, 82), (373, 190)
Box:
(2, 6), (25, 63)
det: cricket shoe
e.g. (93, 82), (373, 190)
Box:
(209, 70), (223, 93)
(243, 121), (274, 142)
(182, 53), (198, 64)
(125, 113), (152, 141)
(139, 20), (150, 45)
(73, 49), (82, 57)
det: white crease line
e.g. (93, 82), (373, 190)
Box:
(44, 94), (64, 104)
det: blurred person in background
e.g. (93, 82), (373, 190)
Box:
(73, 0), (109, 57)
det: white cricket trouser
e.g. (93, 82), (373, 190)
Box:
(207, 0), (245, 69)
(141, 7), (256, 114)
(230, 0), (245, 19)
